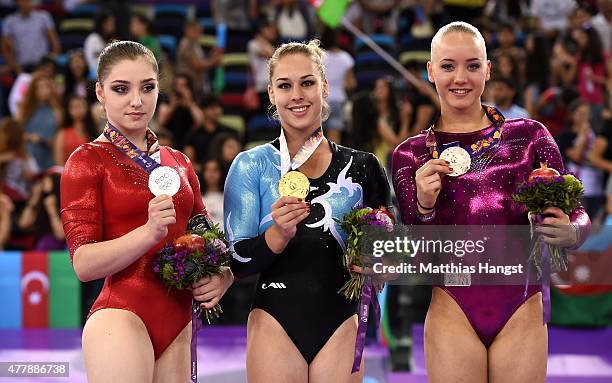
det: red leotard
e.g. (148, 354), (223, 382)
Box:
(60, 141), (206, 358)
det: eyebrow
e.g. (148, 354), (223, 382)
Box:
(275, 74), (315, 82)
(110, 78), (157, 84)
(440, 58), (481, 62)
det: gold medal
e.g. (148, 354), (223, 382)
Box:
(278, 171), (310, 199)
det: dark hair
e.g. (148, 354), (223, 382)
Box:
(491, 75), (516, 90)
(132, 13), (154, 35)
(320, 27), (340, 50)
(200, 158), (223, 194)
(173, 72), (194, 93)
(198, 94), (222, 109)
(525, 33), (551, 89)
(97, 40), (158, 84)
(0, 117), (26, 157)
(64, 49), (90, 96)
(36, 55), (57, 71)
(62, 95), (98, 140)
(94, 11), (114, 40)
(578, 26), (604, 65)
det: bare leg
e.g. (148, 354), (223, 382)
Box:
(82, 308), (155, 383)
(246, 309), (308, 383)
(488, 292), (547, 383)
(153, 321), (191, 383)
(309, 314), (364, 383)
(424, 287), (488, 383)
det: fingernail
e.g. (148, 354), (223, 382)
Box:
(449, 167), (454, 172)
(444, 160), (450, 165)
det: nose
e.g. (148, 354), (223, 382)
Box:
(453, 66), (468, 84)
(130, 90), (143, 108)
(290, 85), (304, 102)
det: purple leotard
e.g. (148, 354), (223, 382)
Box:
(392, 108), (591, 347)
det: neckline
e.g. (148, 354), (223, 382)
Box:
(305, 139), (337, 182)
(272, 138), (338, 182)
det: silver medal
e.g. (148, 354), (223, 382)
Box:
(148, 166), (181, 196)
(440, 146), (471, 177)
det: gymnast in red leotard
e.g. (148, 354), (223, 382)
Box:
(60, 41), (233, 383)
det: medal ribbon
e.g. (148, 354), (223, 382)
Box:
(426, 105), (505, 159)
(279, 126), (324, 176)
(351, 278), (380, 373)
(103, 122), (161, 172)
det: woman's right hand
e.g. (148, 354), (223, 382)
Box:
(266, 196), (310, 253)
(415, 159), (452, 210)
(145, 195), (176, 243)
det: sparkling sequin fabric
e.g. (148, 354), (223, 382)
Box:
(60, 142), (206, 358)
(392, 116), (591, 347)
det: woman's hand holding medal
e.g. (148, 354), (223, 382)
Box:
(145, 195), (176, 243)
(415, 159), (453, 212)
(266, 196), (310, 254)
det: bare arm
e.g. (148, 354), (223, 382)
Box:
(1, 36), (20, 74)
(72, 195), (175, 282)
(46, 28), (61, 55)
(53, 131), (65, 166)
(588, 136), (612, 173)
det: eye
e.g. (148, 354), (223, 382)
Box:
(111, 85), (128, 94)
(302, 80), (314, 87)
(143, 83), (156, 92)
(277, 83), (290, 89)
(441, 63), (454, 71)
(468, 63), (481, 71)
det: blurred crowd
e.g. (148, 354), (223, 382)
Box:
(0, 0), (611, 255)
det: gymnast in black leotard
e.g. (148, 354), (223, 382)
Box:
(223, 40), (391, 382)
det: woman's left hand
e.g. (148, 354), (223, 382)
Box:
(191, 268), (234, 309)
(350, 264), (399, 292)
(533, 207), (577, 248)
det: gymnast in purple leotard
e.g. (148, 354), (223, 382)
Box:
(392, 22), (591, 382)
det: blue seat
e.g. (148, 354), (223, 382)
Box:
(158, 35), (177, 60)
(154, 4), (189, 18)
(69, 4), (98, 18)
(248, 115), (279, 132)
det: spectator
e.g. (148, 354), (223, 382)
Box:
(591, 0), (612, 54)
(557, 99), (605, 216)
(213, 0), (257, 31)
(247, 18), (277, 113)
(18, 170), (65, 251)
(18, 74), (63, 171)
(183, 95), (239, 173)
(524, 33), (552, 118)
(402, 60), (439, 136)
(84, 12), (116, 76)
(210, 132), (242, 182)
(489, 76), (530, 119)
(157, 73), (204, 149)
(351, 76), (411, 167)
(1, 0), (61, 74)
(271, 0), (314, 42)
(572, 25), (607, 132)
(53, 95), (97, 166)
(200, 158), (224, 225)
(493, 52), (521, 90)
(63, 49), (90, 100)
(530, 0), (577, 37)
(8, 55), (57, 117)
(0, 193), (14, 250)
(129, 14), (161, 64)
(0, 117), (38, 204)
(321, 27), (356, 143)
(345, 0), (400, 35)
(175, 20), (223, 95)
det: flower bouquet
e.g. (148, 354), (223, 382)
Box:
(512, 162), (584, 275)
(337, 206), (395, 301)
(154, 215), (232, 323)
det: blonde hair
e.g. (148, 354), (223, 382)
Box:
(431, 21), (487, 60)
(267, 40), (330, 121)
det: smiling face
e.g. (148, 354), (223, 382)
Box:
(268, 53), (328, 135)
(428, 31), (490, 113)
(95, 57), (158, 133)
